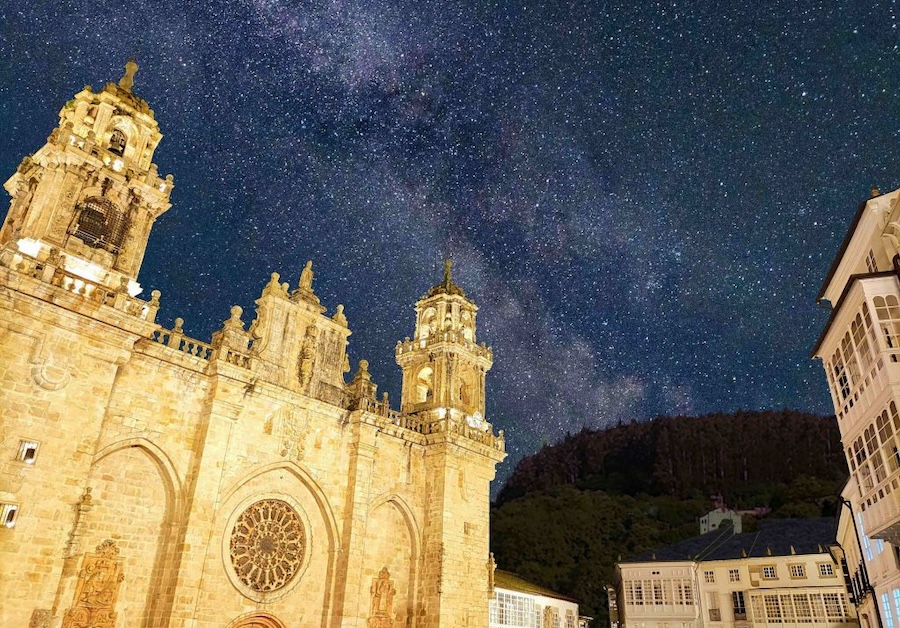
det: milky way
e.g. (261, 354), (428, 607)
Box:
(1, 0), (899, 480)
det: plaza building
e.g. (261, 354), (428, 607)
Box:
(814, 185), (900, 628)
(0, 63), (508, 628)
(611, 519), (856, 628)
(488, 569), (585, 628)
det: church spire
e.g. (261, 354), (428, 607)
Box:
(425, 257), (465, 298)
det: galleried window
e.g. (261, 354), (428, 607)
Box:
(875, 296), (900, 361)
(73, 197), (128, 254)
(490, 591), (533, 627)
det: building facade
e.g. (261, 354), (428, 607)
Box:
(814, 186), (900, 628)
(0, 63), (507, 628)
(489, 570), (583, 628)
(612, 520), (856, 628)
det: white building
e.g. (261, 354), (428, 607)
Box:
(490, 569), (586, 628)
(612, 519), (856, 628)
(814, 186), (900, 628)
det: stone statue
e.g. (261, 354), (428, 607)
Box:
(118, 60), (138, 92)
(299, 261), (314, 292)
(368, 567), (396, 628)
(298, 325), (318, 390)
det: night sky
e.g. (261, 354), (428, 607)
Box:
(1, 1), (899, 479)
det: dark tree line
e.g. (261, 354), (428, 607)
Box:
(496, 410), (847, 504)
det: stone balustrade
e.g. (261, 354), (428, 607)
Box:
(0, 245), (159, 323)
(352, 396), (505, 452)
(395, 331), (492, 360)
(150, 324), (213, 360)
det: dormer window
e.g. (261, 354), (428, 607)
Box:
(108, 129), (126, 156)
(72, 197), (129, 254)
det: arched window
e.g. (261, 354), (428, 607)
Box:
(415, 366), (433, 403)
(108, 129), (127, 156)
(73, 197), (128, 254)
(419, 308), (436, 340)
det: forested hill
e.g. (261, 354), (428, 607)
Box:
(490, 411), (849, 622)
(497, 410), (847, 504)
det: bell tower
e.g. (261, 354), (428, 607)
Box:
(0, 60), (173, 296)
(396, 259), (493, 425)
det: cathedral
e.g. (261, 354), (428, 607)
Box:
(0, 62), (507, 628)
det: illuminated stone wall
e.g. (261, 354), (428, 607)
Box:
(0, 64), (505, 628)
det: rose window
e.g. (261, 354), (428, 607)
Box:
(229, 499), (305, 592)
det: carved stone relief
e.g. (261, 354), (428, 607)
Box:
(297, 325), (318, 390)
(61, 539), (125, 628)
(229, 500), (305, 593)
(367, 567), (396, 628)
(263, 406), (310, 460)
(28, 609), (51, 628)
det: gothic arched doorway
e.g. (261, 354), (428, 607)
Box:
(228, 612), (287, 628)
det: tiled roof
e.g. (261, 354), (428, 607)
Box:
(494, 570), (579, 603)
(623, 518), (836, 563)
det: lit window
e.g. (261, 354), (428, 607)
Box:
(884, 593), (896, 628)
(1, 503), (18, 528)
(875, 295), (900, 362)
(858, 513), (875, 561)
(16, 440), (39, 464)
(892, 589), (900, 624)
(789, 564), (806, 578)
(818, 563), (835, 577)
(704, 570), (715, 583)
(762, 566), (777, 579)
(728, 568), (740, 582)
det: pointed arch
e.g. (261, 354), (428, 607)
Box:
(367, 493), (422, 628)
(88, 437), (183, 625)
(368, 492), (421, 560)
(221, 460), (342, 628)
(221, 460), (340, 553)
(92, 437), (182, 509)
(227, 611), (287, 628)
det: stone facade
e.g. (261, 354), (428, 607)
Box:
(0, 63), (506, 628)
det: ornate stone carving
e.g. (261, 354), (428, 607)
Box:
(264, 406), (310, 461)
(543, 606), (559, 628)
(29, 609), (51, 628)
(368, 567), (396, 628)
(488, 552), (497, 597)
(62, 539), (125, 628)
(229, 500), (305, 593)
(297, 325), (318, 390)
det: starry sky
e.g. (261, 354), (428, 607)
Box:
(1, 0), (899, 479)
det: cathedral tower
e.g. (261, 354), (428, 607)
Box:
(396, 259), (493, 425)
(397, 261), (505, 628)
(1, 60), (173, 296)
